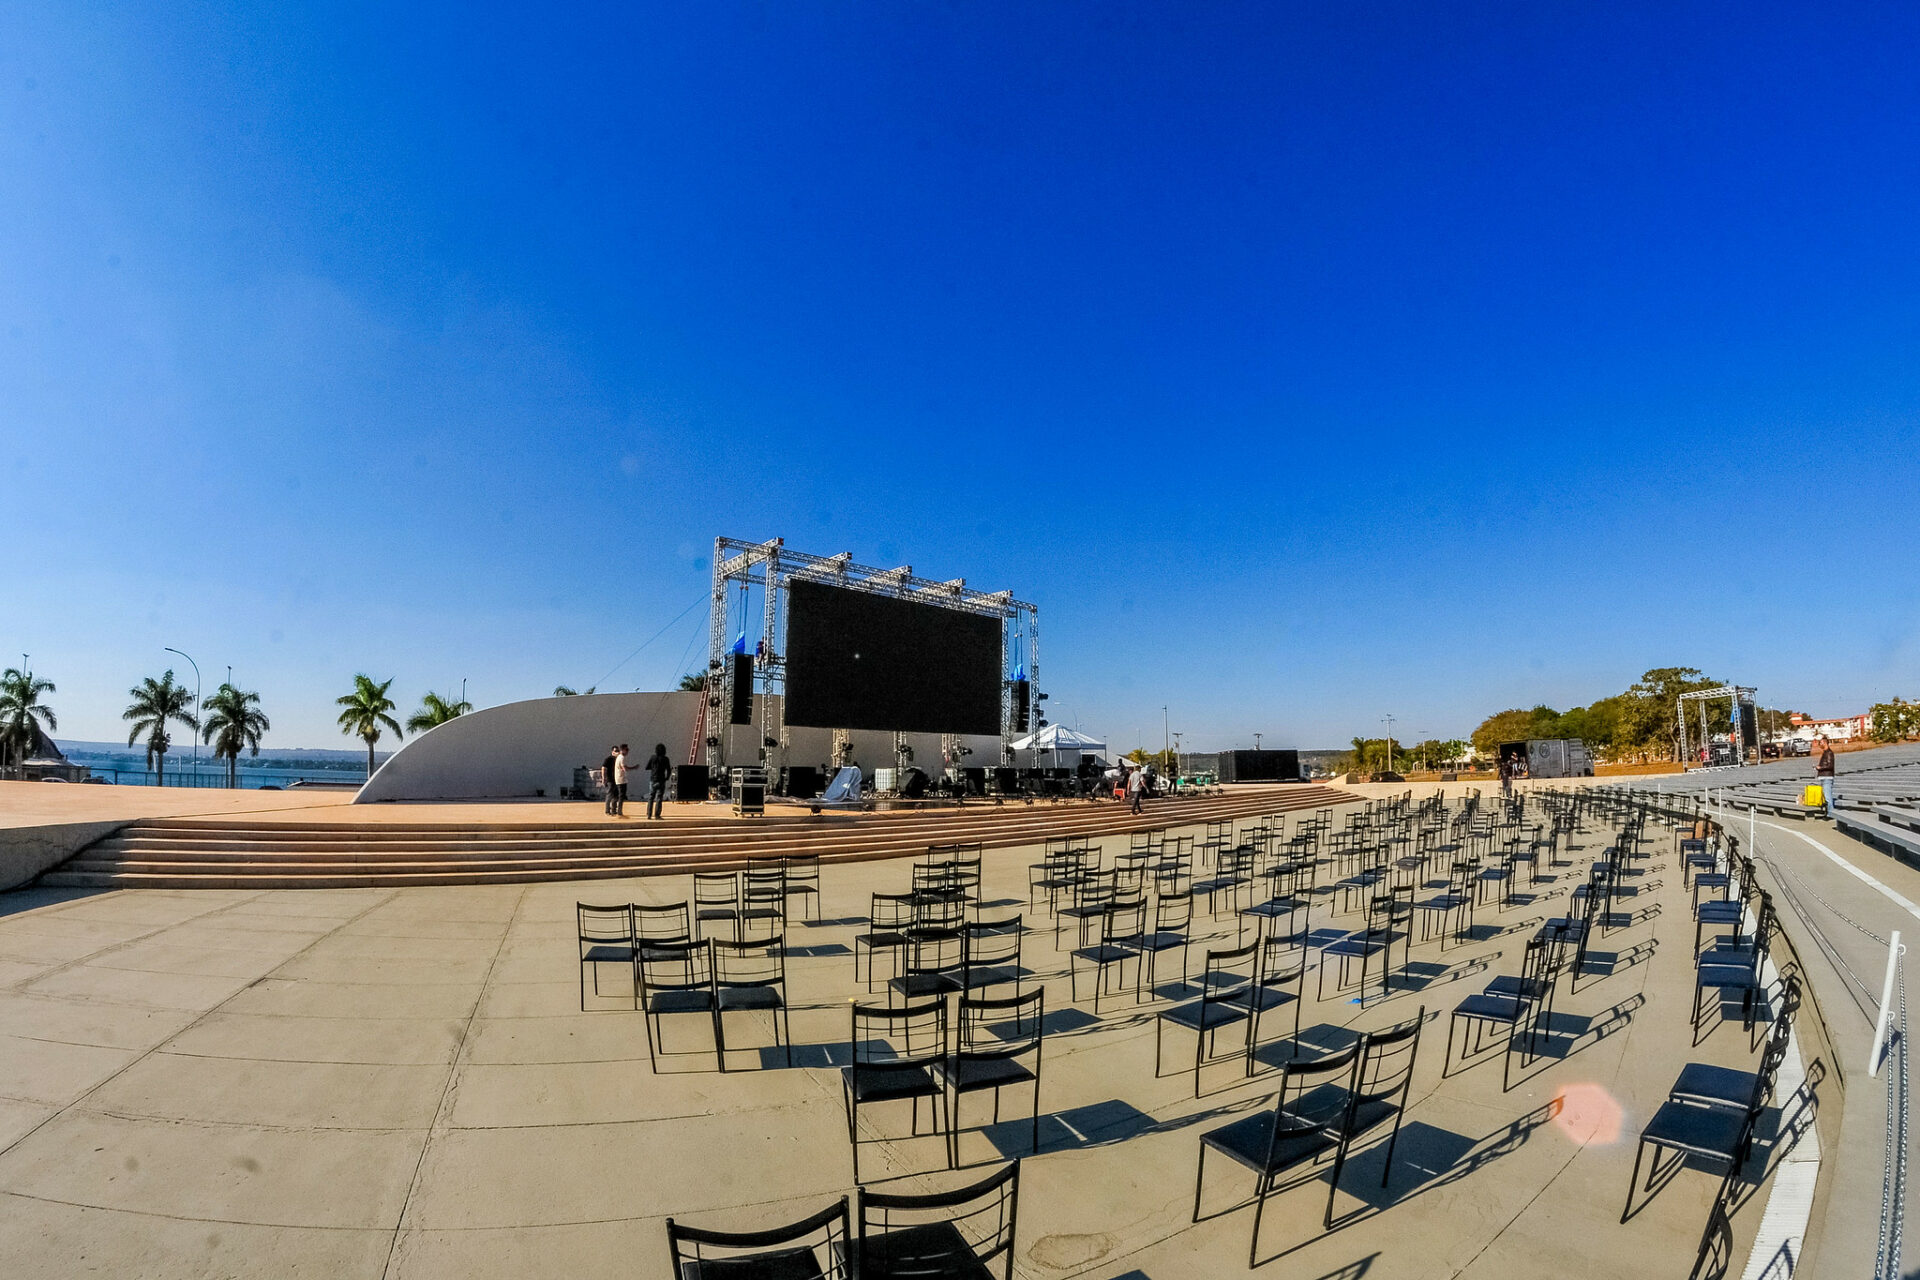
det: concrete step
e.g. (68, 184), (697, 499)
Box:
(42, 787), (1358, 889)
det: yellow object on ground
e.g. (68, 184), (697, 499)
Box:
(1802, 784), (1825, 806)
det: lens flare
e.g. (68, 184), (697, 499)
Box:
(1553, 1082), (1623, 1145)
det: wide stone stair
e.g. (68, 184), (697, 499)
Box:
(40, 785), (1357, 889)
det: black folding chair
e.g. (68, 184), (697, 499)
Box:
(576, 902), (636, 1011)
(853, 1161), (1020, 1280)
(713, 938), (792, 1069)
(1622, 1047), (1778, 1221)
(854, 892), (917, 991)
(639, 938), (719, 1071)
(1069, 896), (1146, 1014)
(1447, 934), (1553, 1090)
(843, 998), (950, 1182)
(1138, 890), (1194, 997)
(961, 916), (1025, 996)
(666, 1195), (851, 1279)
(693, 872), (741, 941)
(1325, 1009), (1425, 1226)
(938, 989), (1044, 1166)
(1156, 940), (1259, 1096)
(1193, 1043), (1360, 1266)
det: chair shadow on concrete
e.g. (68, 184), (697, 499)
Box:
(1252, 1102), (1564, 1264)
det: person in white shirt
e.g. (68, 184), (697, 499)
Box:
(1128, 765), (1147, 815)
(611, 744), (630, 817)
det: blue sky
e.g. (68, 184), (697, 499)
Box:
(5, 2), (1918, 751)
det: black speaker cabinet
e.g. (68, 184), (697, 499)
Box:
(673, 763), (710, 801)
(729, 653), (754, 725)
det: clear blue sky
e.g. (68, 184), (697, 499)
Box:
(5, 2), (1918, 752)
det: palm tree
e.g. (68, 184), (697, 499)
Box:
(336, 674), (403, 780)
(677, 672), (708, 691)
(201, 684), (270, 789)
(406, 690), (472, 734)
(0, 667), (57, 769)
(124, 671), (200, 786)
(553, 684), (596, 697)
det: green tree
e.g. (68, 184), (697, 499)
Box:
(124, 670), (200, 786)
(1470, 708), (1544, 760)
(677, 672), (708, 692)
(200, 683), (270, 788)
(553, 685), (596, 696)
(1869, 698), (1919, 743)
(0, 666), (57, 769)
(1624, 667), (1722, 760)
(336, 674), (403, 779)
(406, 691), (472, 734)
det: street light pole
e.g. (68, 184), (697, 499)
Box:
(1382, 714), (1396, 774)
(461, 677), (468, 709)
(165, 647), (201, 784)
(1254, 732), (1262, 751)
(1162, 706), (1169, 770)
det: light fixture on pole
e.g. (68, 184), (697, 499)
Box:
(1254, 732), (1262, 751)
(164, 647), (201, 782)
(1382, 713), (1396, 774)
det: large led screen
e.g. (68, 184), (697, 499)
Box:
(784, 580), (1003, 735)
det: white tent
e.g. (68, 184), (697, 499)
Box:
(1007, 724), (1106, 753)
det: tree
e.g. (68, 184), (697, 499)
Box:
(1624, 667), (1721, 761)
(406, 691), (472, 734)
(553, 685), (596, 696)
(0, 666), (57, 769)
(200, 683), (270, 789)
(336, 674), (403, 779)
(677, 672), (708, 692)
(1869, 698), (1919, 743)
(124, 670), (199, 786)
(1470, 709), (1542, 760)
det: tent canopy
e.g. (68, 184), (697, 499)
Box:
(1008, 724), (1106, 752)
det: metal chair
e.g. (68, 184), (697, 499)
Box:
(576, 902), (636, 1011)
(843, 999), (950, 1183)
(713, 938), (792, 1069)
(666, 1195), (851, 1280)
(853, 1160), (1020, 1280)
(639, 938), (719, 1071)
(938, 989), (1044, 1166)
(1193, 1044), (1361, 1266)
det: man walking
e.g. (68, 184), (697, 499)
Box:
(601, 746), (619, 816)
(1128, 764), (1147, 815)
(645, 742), (671, 820)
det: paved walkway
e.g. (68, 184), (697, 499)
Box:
(0, 804), (1827, 1278)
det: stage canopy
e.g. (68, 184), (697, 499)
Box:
(1008, 724), (1106, 753)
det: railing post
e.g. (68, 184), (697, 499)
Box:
(1868, 930), (1904, 1078)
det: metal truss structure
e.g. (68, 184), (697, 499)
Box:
(1678, 684), (1758, 769)
(703, 537), (1040, 779)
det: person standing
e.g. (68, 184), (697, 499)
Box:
(645, 743), (671, 820)
(601, 746), (619, 816)
(611, 743), (630, 817)
(1814, 737), (1837, 816)
(1128, 764), (1147, 815)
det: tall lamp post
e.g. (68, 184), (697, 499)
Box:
(1382, 714), (1396, 775)
(165, 647), (201, 784)
(1162, 706), (1169, 772)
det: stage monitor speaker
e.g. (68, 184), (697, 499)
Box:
(674, 763), (710, 801)
(729, 654), (754, 724)
(1010, 679), (1030, 732)
(898, 767), (929, 800)
(785, 766), (822, 800)
(962, 767), (987, 796)
(992, 767), (1020, 794)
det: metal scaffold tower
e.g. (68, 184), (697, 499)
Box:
(702, 536), (1040, 780)
(1677, 684), (1759, 768)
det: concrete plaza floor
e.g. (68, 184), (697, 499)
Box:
(0, 804), (1828, 1278)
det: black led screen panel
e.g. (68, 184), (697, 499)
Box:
(784, 580), (1003, 735)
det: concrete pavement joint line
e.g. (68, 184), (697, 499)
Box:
(1737, 948), (1820, 1280)
(0, 887), (273, 993)
(0, 888), (400, 1164)
(378, 883), (531, 1280)
(0, 1186), (394, 1232)
(1751, 818), (1920, 923)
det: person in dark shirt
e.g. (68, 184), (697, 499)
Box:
(645, 743), (671, 820)
(601, 747), (618, 816)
